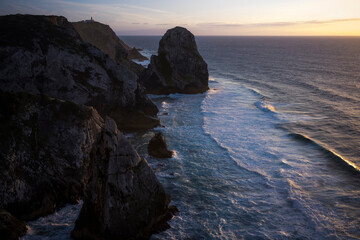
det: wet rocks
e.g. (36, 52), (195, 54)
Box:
(139, 26), (209, 94)
(148, 132), (173, 158)
(72, 118), (175, 240)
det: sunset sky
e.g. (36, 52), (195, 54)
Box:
(1, 0), (359, 36)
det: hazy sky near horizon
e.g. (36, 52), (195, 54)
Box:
(1, 0), (360, 36)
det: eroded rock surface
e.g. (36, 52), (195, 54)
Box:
(0, 91), (103, 221)
(72, 118), (176, 240)
(140, 26), (209, 94)
(0, 14), (159, 131)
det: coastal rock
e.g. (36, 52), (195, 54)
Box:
(0, 14), (159, 131)
(148, 132), (173, 158)
(0, 209), (27, 240)
(72, 118), (175, 240)
(72, 20), (147, 76)
(139, 26), (209, 94)
(0, 91), (103, 220)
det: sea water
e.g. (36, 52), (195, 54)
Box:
(23, 36), (360, 239)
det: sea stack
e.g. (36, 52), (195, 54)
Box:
(140, 27), (209, 94)
(148, 132), (173, 158)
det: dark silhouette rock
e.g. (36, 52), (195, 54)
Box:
(72, 118), (176, 240)
(0, 209), (27, 240)
(139, 26), (209, 94)
(0, 91), (103, 221)
(72, 21), (147, 76)
(0, 91), (175, 239)
(0, 14), (159, 131)
(148, 132), (173, 158)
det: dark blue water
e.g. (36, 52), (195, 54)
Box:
(123, 36), (360, 239)
(23, 37), (360, 239)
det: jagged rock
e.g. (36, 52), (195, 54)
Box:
(0, 91), (103, 220)
(0, 209), (27, 240)
(0, 14), (159, 131)
(148, 132), (173, 158)
(139, 26), (209, 94)
(72, 118), (176, 240)
(72, 21), (147, 76)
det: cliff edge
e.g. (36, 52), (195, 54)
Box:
(0, 14), (158, 131)
(72, 20), (147, 76)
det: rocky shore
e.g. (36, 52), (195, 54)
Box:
(0, 14), (208, 239)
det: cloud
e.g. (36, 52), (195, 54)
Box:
(198, 18), (360, 28)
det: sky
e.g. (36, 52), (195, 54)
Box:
(1, 0), (360, 36)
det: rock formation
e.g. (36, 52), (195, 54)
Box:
(148, 132), (173, 158)
(0, 209), (27, 240)
(0, 14), (178, 239)
(0, 91), (175, 239)
(0, 14), (159, 131)
(72, 118), (176, 240)
(139, 26), (209, 94)
(72, 21), (147, 76)
(0, 91), (103, 221)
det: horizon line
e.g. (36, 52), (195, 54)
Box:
(118, 34), (360, 37)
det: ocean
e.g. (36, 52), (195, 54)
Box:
(23, 36), (360, 239)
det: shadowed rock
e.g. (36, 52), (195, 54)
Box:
(0, 91), (103, 221)
(72, 118), (176, 240)
(0, 209), (27, 240)
(0, 14), (159, 131)
(140, 26), (209, 94)
(148, 132), (173, 158)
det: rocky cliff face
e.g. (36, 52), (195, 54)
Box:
(0, 14), (177, 239)
(139, 26), (209, 94)
(72, 117), (175, 240)
(0, 91), (103, 221)
(0, 15), (159, 131)
(72, 21), (147, 76)
(0, 91), (174, 239)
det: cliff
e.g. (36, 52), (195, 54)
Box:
(0, 90), (175, 239)
(72, 21), (147, 76)
(0, 14), (158, 131)
(0, 14), (176, 239)
(139, 26), (209, 94)
(0, 91), (103, 221)
(72, 118), (176, 240)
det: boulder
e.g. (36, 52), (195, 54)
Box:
(0, 14), (159, 131)
(72, 118), (176, 240)
(72, 21), (147, 76)
(148, 132), (173, 158)
(0, 209), (27, 240)
(0, 91), (103, 221)
(139, 26), (209, 94)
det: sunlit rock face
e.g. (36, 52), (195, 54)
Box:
(72, 20), (147, 76)
(139, 26), (209, 94)
(0, 14), (159, 131)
